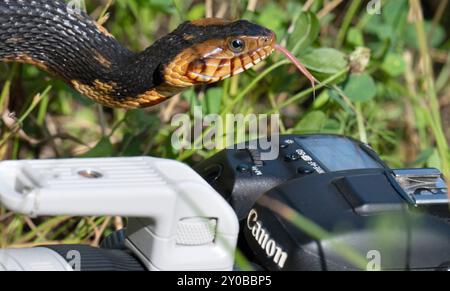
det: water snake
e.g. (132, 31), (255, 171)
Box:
(0, 0), (276, 108)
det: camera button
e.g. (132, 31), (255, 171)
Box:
(237, 164), (250, 173)
(297, 167), (315, 175)
(285, 153), (301, 161)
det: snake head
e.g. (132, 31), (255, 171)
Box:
(162, 18), (276, 88)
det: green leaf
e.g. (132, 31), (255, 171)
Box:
(312, 90), (330, 109)
(364, 0), (408, 41)
(182, 87), (201, 112)
(299, 48), (348, 75)
(427, 149), (442, 170)
(323, 119), (342, 134)
(288, 12), (320, 54)
(203, 87), (222, 115)
(121, 134), (144, 157)
(382, 0), (408, 27)
(124, 110), (158, 132)
(148, 0), (175, 14)
(405, 21), (446, 49)
(81, 137), (114, 158)
(381, 53), (405, 77)
(256, 3), (287, 38)
(412, 148), (435, 167)
(187, 4), (205, 20)
(347, 27), (364, 47)
(365, 18), (395, 41)
(328, 89), (353, 113)
(344, 73), (377, 102)
(295, 111), (327, 133)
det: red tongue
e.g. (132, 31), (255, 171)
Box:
(274, 44), (317, 97)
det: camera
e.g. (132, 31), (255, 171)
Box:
(194, 134), (450, 271)
(0, 134), (449, 271)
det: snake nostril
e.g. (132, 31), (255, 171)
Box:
(262, 34), (275, 44)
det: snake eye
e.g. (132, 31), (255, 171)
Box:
(229, 39), (245, 53)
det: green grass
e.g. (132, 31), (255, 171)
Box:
(0, 0), (449, 268)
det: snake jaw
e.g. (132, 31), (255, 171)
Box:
(163, 33), (276, 88)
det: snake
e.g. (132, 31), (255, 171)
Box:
(0, 0), (276, 109)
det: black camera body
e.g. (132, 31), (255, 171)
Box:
(194, 135), (450, 271)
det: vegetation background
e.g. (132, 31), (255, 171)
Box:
(0, 0), (449, 254)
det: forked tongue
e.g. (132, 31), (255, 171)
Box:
(274, 44), (317, 97)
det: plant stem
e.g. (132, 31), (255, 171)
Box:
(0, 86), (52, 148)
(355, 103), (368, 143)
(0, 64), (18, 112)
(410, 0), (450, 179)
(336, 0), (361, 48)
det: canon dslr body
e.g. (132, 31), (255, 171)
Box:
(195, 135), (450, 270)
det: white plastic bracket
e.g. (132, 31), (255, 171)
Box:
(0, 157), (239, 271)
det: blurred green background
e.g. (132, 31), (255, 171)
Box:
(0, 0), (449, 249)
